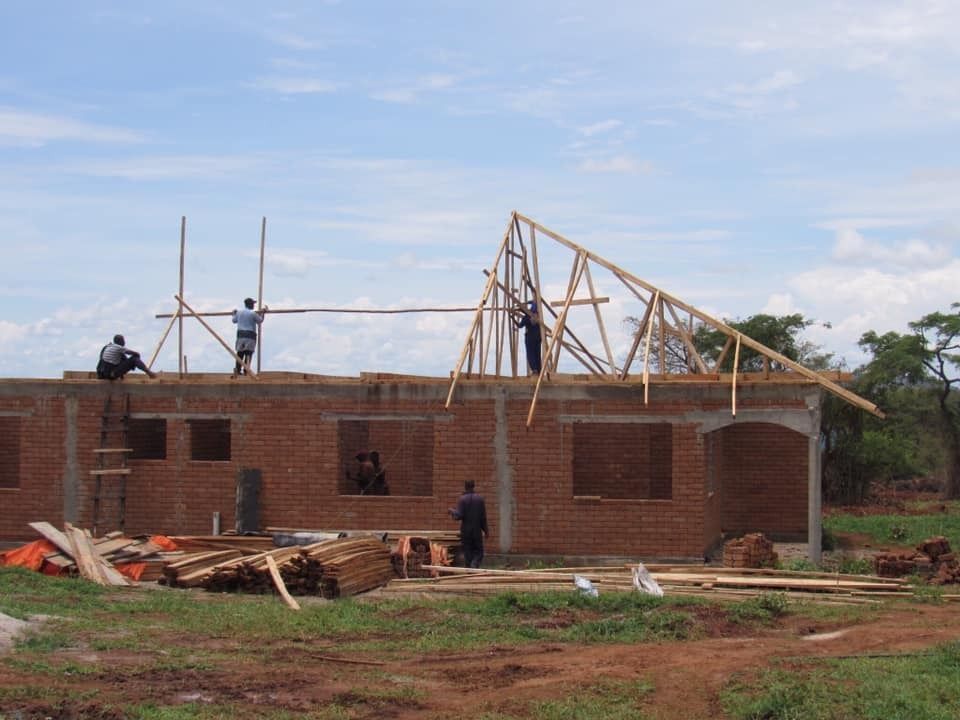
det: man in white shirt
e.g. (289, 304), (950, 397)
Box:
(232, 297), (267, 375)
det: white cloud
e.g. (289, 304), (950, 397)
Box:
(0, 108), (144, 147)
(578, 156), (653, 174)
(830, 227), (951, 268)
(370, 74), (459, 104)
(250, 76), (338, 94)
(730, 70), (802, 96)
(579, 119), (622, 136)
(762, 293), (801, 316)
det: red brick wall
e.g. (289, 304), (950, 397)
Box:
(718, 422), (808, 539)
(0, 416), (21, 489)
(0, 381), (814, 558)
(572, 423), (671, 499)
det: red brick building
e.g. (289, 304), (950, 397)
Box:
(0, 372), (826, 561)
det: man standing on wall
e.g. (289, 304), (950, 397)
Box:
(512, 301), (542, 375)
(232, 297), (267, 376)
(448, 480), (489, 568)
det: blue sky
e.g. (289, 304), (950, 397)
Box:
(2, 1), (959, 378)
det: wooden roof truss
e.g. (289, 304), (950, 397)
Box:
(446, 212), (882, 425)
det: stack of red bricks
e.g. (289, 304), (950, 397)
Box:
(875, 536), (959, 584)
(722, 533), (778, 568)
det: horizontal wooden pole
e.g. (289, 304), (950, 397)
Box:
(548, 297), (609, 307)
(156, 306), (495, 319)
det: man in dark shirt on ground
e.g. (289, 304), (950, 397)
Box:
(448, 480), (489, 568)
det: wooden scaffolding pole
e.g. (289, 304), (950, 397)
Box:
(178, 216), (186, 378)
(147, 305), (179, 370)
(256, 216), (266, 373)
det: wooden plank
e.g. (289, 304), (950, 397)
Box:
(265, 555), (301, 610)
(92, 448), (132, 454)
(643, 292), (659, 403)
(29, 521), (74, 557)
(89, 468), (132, 476)
(548, 296), (610, 307)
(583, 261), (616, 375)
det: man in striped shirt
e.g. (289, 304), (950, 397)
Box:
(96, 335), (157, 380)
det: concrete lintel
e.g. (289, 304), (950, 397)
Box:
(560, 408), (818, 438)
(131, 412), (250, 421)
(319, 412), (454, 422)
(693, 408), (819, 439)
(0, 410), (32, 417)
(558, 414), (688, 425)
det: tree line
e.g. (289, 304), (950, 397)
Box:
(626, 304), (960, 504)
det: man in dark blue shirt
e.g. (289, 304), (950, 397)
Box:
(514, 301), (542, 374)
(448, 480), (489, 568)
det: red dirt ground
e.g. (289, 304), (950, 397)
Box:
(2, 603), (958, 719)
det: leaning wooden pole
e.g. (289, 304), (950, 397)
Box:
(732, 333), (741, 417)
(256, 216), (266, 374)
(445, 222), (511, 408)
(147, 307), (179, 370)
(178, 216), (186, 378)
(642, 292), (659, 404)
(175, 295), (257, 378)
(526, 252), (586, 427)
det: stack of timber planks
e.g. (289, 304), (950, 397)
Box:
(376, 563), (936, 605)
(162, 536), (395, 599)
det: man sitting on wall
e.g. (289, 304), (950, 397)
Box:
(96, 334), (157, 380)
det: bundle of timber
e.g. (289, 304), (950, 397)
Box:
(268, 527), (460, 554)
(875, 535), (960, 585)
(305, 536), (395, 598)
(161, 536), (394, 599)
(166, 534), (276, 553)
(722, 533), (778, 568)
(392, 536), (452, 578)
(377, 563), (923, 605)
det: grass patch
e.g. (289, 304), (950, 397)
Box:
(824, 508), (960, 548)
(721, 640), (960, 720)
(481, 678), (655, 720)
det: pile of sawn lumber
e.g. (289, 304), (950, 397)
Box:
(20, 521), (168, 586)
(163, 536), (395, 598)
(376, 563), (958, 605)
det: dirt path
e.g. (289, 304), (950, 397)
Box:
(4, 602), (958, 719)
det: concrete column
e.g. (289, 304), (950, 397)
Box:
(806, 393), (823, 563)
(494, 389), (513, 552)
(63, 397), (78, 523)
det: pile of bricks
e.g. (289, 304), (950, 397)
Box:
(875, 535), (959, 584)
(722, 533), (778, 568)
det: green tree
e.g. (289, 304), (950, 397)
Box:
(859, 304), (960, 499)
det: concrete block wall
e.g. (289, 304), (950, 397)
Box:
(0, 379), (818, 558)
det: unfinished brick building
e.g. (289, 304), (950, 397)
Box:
(0, 213), (879, 561)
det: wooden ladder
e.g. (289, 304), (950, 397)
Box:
(91, 392), (132, 537)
